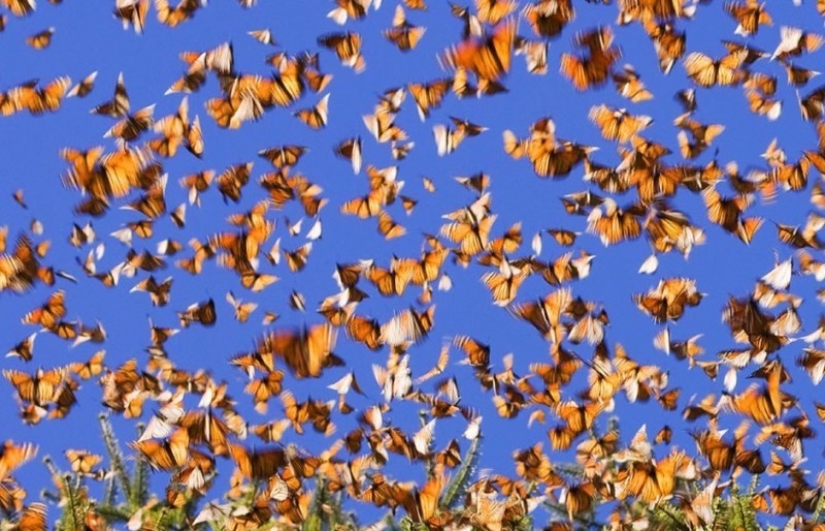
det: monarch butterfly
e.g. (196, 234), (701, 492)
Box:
(65, 449), (103, 475)
(439, 18), (516, 82)
(683, 50), (747, 87)
(178, 298), (216, 328)
(772, 156), (810, 191)
(150, 99), (188, 157)
(560, 26), (622, 91)
(515, 127), (594, 179)
(513, 37), (548, 75)
(294, 94), (329, 129)
(675, 113), (725, 158)
(288, 290), (306, 313)
(644, 20), (685, 74)
(522, 0), (574, 39)
(4, 0), (35, 16)
(449, 2), (483, 39)
(25, 27), (54, 50)
(22, 290), (67, 330)
(155, 0), (203, 28)
(402, 466), (446, 524)
(383, 6), (426, 52)
(283, 242), (312, 272)
(248, 28), (276, 46)
(772, 26), (824, 61)
(333, 137), (362, 174)
(363, 111), (408, 143)
(318, 32), (366, 72)
(259, 145), (308, 169)
(68, 350), (106, 380)
(408, 79), (450, 121)
(379, 306), (435, 347)
(589, 104), (653, 143)
(612, 64), (653, 102)
(441, 214), (497, 256)
(15, 503), (47, 531)
(586, 198), (644, 245)
(10, 77), (71, 115)
(6, 331), (37, 363)
(0, 440), (38, 483)
(130, 276), (173, 307)
(92, 72), (129, 117)
(391, 141), (413, 160)
(260, 323), (341, 379)
(702, 186), (762, 244)
(476, 0), (518, 24)
(453, 335), (490, 370)
(340, 194), (383, 219)
(216, 162), (253, 203)
(778, 61), (818, 89)
(560, 482), (597, 519)
(327, 0), (370, 25)
(268, 62), (305, 108)
(167, 57), (207, 95)
(114, 0), (149, 33)
(180, 170), (213, 206)
(377, 211), (406, 240)
(729, 384), (791, 424)
(251, 419), (291, 443)
(724, 0), (772, 36)
(131, 428), (190, 471)
(3, 367), (67, 406)
(245, 371), (284, 413)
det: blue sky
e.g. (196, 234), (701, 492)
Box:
(2, 0), (825, 527)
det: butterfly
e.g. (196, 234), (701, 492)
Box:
(586, 198), (645, 245)
(3, 367), (67, 407)
(683, 50), (748, 87)
(4, 77), (71, 116)
(522, 0), (574, 39)
(131, 428), (190, 471)
(318, 32), (366, 72)
(333, 137), (362, 174)
(259, 145), (308, 169)
(724, 0), (772, 36)
(327, 0), (371, 25)
(5, 330), (38, 362)
(589, 104), (653, 143)
(259, 324), (342, 379)
(643, 20), (685, 74)
(155, 0), (204, 27)
(0, 440), (38, 480)
(408, 79), (450, 121)
(560, 26), (622, 91)
(178, 298), (216, 328)
(612, 65), (653, 102)
(439, 18), (516, 82)
(294, 94), (329, 129)
(216, 162), (253, 203)
(383, 6), (426, 52)
(25, 27), (54, 50)
(58, 70), (97, 98)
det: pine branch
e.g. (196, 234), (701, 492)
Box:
(543, 500), (604, 529)
(812, 490), (825, 523)
(98, 413), (132, 503)
(441, 436), (480, 509)
(102, 473), (118, 508)
(44, 457), (83, 531)
(128, 451), (149, 510)
(652, 502), (690, 531)
(93, 503), (133, 522)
